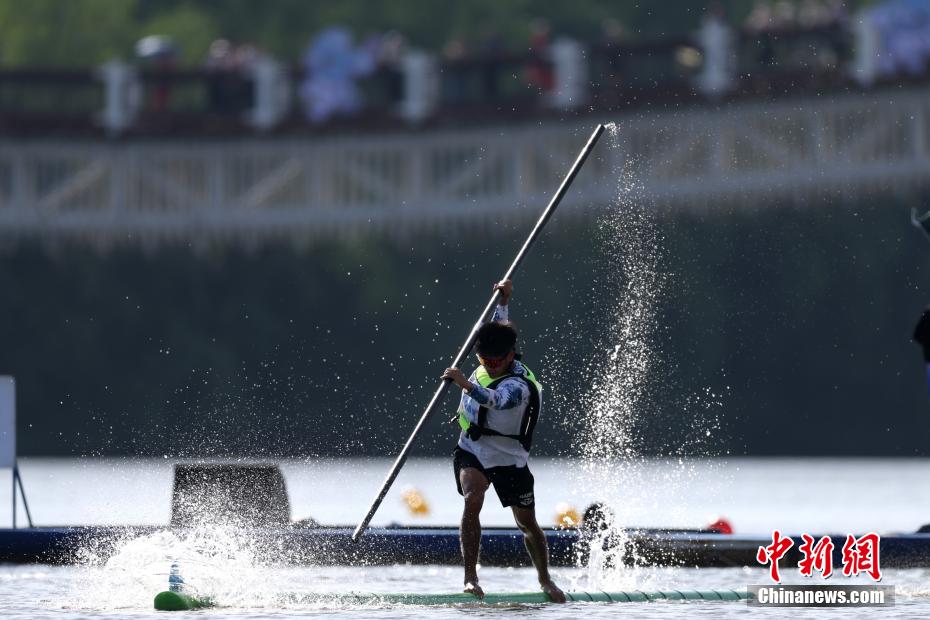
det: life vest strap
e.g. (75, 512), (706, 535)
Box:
(467, 371), (540, 451)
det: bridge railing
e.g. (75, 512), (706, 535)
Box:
(1, 83), (928, 248)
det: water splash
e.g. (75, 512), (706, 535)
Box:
(574, 122), (665, 465)
(67, 525), (266, 610)
(64, 529), (465, 612)
(560, 121), (725, 591)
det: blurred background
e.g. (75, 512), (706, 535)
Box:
(1, 0), (929, 459)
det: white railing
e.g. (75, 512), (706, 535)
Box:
(1, 85), (929, 248)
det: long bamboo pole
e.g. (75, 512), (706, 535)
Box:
(352, 124), (606, 541)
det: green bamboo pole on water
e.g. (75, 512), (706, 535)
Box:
(154, 589), (752, 610)
(351, 124), (607, 542)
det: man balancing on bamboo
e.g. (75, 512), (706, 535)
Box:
(441, 279), (566, 603)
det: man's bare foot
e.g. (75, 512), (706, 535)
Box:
(464, 581), (485, 599)
(540, 579), (566, 603)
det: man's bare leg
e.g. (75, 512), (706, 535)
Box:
(460, 468), (490, 598)
(512, 506), (566, 603)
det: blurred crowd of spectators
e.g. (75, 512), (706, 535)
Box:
(863, 0), (930, 78)
(11, 0), (930, 134)
(129, 19), (565, 125)
(739, 0), (849, 88)
(298, 27), (399, 124)
(107, 0), (930, 129)
(743, 0), (848, 31)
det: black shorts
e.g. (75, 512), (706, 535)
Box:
(453, 446), (535, 508)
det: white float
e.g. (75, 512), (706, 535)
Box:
(0, 377), (14, 469)
(0, 377), (31, 527)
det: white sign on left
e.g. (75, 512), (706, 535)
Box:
(0, 377), (15, 469)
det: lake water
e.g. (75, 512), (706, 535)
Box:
(5, 456), (930, 533)
(2, 456), (930, 619)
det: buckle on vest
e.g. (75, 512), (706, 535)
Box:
(465, 425), (483, 441)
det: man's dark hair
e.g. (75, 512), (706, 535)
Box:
(475, 321), (517, 357)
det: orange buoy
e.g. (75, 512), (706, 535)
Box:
(554, 502), (580, 528)
(401, 486), (430, 516)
